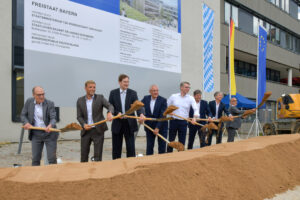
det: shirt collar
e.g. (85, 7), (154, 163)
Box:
(85, 95), (94, 100)
(120, 88), (127, 94)
(34, 100), (43, 105)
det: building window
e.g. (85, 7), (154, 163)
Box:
(238, 8), (253, 34)
(225, 2), (230, 24)
(224, 2), (238, 27)
(12, 0), (24, 122)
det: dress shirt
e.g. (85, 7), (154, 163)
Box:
(196, 101), (201, 114)
(167, 93), (199, 119)
(215, 102), (220, 119)
(150, 98), (156, 114)
(86, 96), (94, 126)
(34, 101), (46, 127)
(120, 89), (127, 114)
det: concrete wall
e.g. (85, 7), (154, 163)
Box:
(0, 0), (21, 142)
(181, 0), (221, 101)
(234, 0), (300, 35)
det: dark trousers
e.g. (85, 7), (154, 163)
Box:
(146, 128), (167, 155)
(227, 127), (237, 142)
(81, 128), (104, 162)
(188, 126), (206, 149)
(207, 122), (223, 146)
(112, 120), (135, 159)
(167, 120), (187, 153)
(31, 130), (58, 166)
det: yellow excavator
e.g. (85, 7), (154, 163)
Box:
(263, 94), (300, 135)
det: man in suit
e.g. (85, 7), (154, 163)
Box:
(141, 84), (168, 155)
(226, 98), (255, 142)
(187, 90), (211, 149)
(109, 74), (145, 159)
(77, 80), (114, 162)
(207, 91), (230, 145)
(21, 86), (58, 166)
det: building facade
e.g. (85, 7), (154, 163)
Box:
(0, 0), (299, 141)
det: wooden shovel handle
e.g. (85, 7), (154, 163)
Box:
(90, 115), (122, 127)
(143, 123), (170, 144)
(172, 114), (204, 127)
(123, 115), (153, 121)
(194, 118), (220, 123)
(22, 126), (61, 132)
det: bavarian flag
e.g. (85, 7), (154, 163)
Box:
(229, 18), (236, 96)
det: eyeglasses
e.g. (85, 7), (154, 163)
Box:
(35, 93), (45, 96)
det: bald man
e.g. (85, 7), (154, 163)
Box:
(141, 85), (168, 155)
(21, 86), (58, 166)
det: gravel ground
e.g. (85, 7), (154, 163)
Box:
(0, 132), (247, 168)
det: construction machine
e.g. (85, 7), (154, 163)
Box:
(263, 94), (300, 135)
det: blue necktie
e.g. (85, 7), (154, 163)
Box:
(121, 90), (126, 114)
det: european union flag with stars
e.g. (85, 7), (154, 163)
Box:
(257, 25), (267, 108)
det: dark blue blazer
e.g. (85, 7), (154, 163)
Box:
(208, 100), (229, 119)
(109, 88), (143, 133)
(141, 95), (168, 132)
(189, 100), (211, 127)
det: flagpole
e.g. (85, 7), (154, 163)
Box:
(229, 18), (231, 100)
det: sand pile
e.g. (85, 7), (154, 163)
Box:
(0, 134), (300, 200)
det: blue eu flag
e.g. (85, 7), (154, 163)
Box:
(257, 26), (267, 108)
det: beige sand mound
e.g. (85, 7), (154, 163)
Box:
(0, 135), (300, 200)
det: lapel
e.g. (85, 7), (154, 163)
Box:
(153, 96), (159, 115)
(42, 100), (47, 122)
(92, 94), (97, 119)
(82, 96), (88, 119)
(117, 89), (122, 111)
(199, 100), (203, 115)
(125, 89), (130, 111)
(29, 99), (35, 122)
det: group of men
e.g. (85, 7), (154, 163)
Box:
(21, 74), (249, 166)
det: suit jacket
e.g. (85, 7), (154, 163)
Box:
(141, 95), (168, 132)
(77, 94), (114, 136)
(208, 100), (229, 119)
(226, 106), (245, 129)
(189, 100), (211, 127)
(21, 97), (57, 140)
(109, 88), (143, 133)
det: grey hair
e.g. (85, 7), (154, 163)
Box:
(32, 86), (43, 94)
(180, 81), (190, 87)
(214, 91), (223, 97)
(193, 90), (202, 96)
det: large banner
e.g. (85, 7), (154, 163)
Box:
(24, 0), (181, 106)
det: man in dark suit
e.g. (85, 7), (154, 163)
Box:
(21, 86), (58, 166)
(226, 98), (255, 142)
(109, 74), (145, 159)
(77, 80), (114, 162)
(141, 85), (168, 155)
(207, 91), (230, 145)
(187, 90), (211, 149)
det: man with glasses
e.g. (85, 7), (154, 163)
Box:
(167, 82), (198, 152)
(21, 86), (58, 166)
(226, 97), (254, 142)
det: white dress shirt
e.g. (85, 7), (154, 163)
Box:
(34, 101), (46, 127)
(86, 96), (94, 126)
(167, 93), (199, 119)
(215, 102), (220, 119)
(196, 101), (201, 114)
(150, 98), (156, 114)
(120, 89), (127, 114)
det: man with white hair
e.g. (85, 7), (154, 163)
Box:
(141, 84), (168, 155)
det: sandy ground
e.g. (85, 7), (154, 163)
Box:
(0, 134), (300, 200)
(0, 132), (241, 168)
